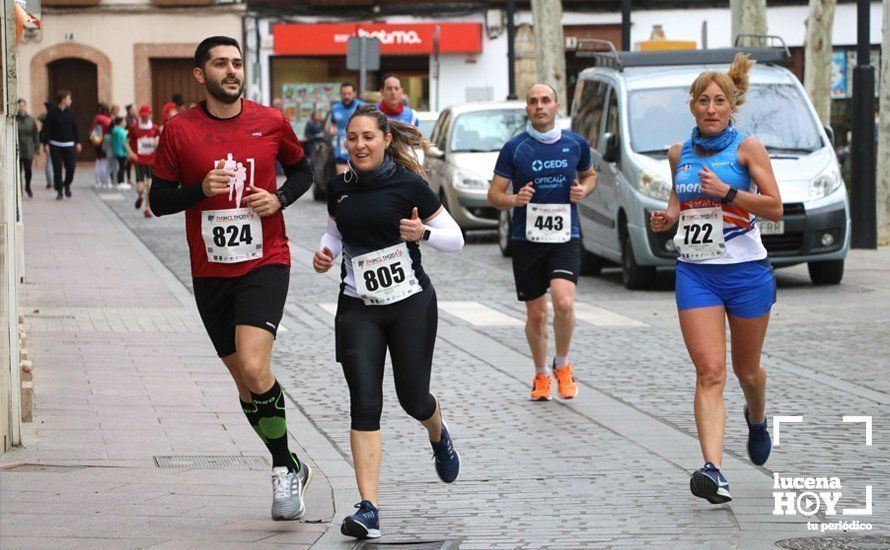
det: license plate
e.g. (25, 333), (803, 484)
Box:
(757, 220), (785, 235)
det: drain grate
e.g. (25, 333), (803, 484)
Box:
(154, 455), (268, 470)
(776, 535), (890, 549)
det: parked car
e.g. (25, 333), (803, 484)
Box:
(568, 45), (849, 288)
(425, 101), (527, 231)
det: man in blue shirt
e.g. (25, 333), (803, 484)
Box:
(327, 82), (365, 175)
(377, 74), (419, 126)
(487, 83), (597, 402)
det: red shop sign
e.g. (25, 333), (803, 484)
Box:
(273, 22), (483, 55)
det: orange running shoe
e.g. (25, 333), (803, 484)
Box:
(554, 363), (579, 399)
(530, 373), (552, 401)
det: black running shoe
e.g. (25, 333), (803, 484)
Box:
(340, 500), (380, 539)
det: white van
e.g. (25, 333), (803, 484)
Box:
(569, 45), (849, 289)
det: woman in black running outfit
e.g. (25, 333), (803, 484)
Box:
(313, 105), (464, 540)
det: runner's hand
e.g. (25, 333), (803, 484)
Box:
(698, 165), (730, 199)
(242, 185), (281, 217)
(569, 179), (586, 203)
(202, 160), (234, 198)
(313, 246), (334, 273)
(650, 210), (677, 232)
(399, 207), (425, 242)
(513, 182), (535, 207)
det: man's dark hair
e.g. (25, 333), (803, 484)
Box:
(194, 36), (242, 69)
(340, 82), (356, 91)
(55, 90), (71, 104)
(17, 98), (26, 105)
(380, 73), (402, 89)
(172, 93), (183, 106)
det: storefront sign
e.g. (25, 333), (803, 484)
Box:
(274, 22), (482, 56)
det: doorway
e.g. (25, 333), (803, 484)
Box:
(47, 58), (98, 161)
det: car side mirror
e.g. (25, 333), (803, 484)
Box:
(823, 125), (835, 146)
(427, 145), (445, 160)
(601, 132), (619, 163)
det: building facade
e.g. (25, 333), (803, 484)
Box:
(16, 0), (245, 160)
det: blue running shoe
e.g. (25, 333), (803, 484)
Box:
(745, 406), (772, 466)
(690, 462), (732, 504)
(340, 500), (380, 539)
(430, 421), (460, 483)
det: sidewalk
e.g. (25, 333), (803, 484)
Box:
(0, 179), (334, 548)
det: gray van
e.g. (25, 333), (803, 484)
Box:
(566, 45), (849, 289)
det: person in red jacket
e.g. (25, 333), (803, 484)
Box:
(128, 104), (161, 217)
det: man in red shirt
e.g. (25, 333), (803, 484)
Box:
(160, 92), (183, 126)
(128, 104), (160, 216)
(150, 36), (315, 521)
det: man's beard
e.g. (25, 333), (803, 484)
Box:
(206, 76), (244, 104)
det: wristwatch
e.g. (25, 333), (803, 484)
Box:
(422, 228), (431, 241)
(722, 188), (738, 204)
(275, 190), (288, 210)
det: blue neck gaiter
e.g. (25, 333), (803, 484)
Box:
(691, 121), (737, 152)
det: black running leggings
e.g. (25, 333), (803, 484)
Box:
(335, 284), (438, 431)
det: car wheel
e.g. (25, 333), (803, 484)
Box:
(498, 209), (512, 257)
(580, 245), (602, 276)
(621, 231), (656, 290)
(808, 259), (844, 285)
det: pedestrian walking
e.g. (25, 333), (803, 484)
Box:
(109, 117), (134, 187)
(149, 36), (315, 521)
(16, 98), (40, 198)
(487, 83), (597, 401)
(43, 90), (81, 200)
(38, 102), (53, 189)
(161, 92), (184, 128)
(124, 104), (138, 184)
(649, 53), (782, 504)
(302, 109), (324, 162)
(90, 102), (112, 188)
(312, 104), (464, 540)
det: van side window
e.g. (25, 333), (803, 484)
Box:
(605, 88), (620, 142)
(574, 81), (607, 149)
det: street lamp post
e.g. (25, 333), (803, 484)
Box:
(506, 0), (517, 99)
(850, 0), (877, 249)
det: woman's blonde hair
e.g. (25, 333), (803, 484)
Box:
(347, 104), (427, 176)
(689, 53), (756, 112)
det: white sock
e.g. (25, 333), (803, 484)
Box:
(554, 355), (569, 368)
(535, 364), (552, 376)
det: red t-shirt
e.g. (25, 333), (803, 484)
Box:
(153, 99), (304, 278)
(128, 121), (161, 166)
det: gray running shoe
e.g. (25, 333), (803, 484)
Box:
(270, 462), (312, 521)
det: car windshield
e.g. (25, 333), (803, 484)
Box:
(417, 119), (436, 139)
(450, 109), (527, 153)
(629, 84), (824, 155)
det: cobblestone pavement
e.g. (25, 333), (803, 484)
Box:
(103, 183), (889, 549)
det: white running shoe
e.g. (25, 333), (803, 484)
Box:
(270, 463), (312, 521)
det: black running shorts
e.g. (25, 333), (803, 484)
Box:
(511, 239), (581, 301)
(192, 264), (289, 357)
(135, 164), (153, 182)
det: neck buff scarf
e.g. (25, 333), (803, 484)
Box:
(378, 101), (404, 116)
(345, 154), (397, 185)
(527, 122), (561, 145)
(691, 121), (737, 152)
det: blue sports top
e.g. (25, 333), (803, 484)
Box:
(494, 130), (592, 241)
(674, 130), (767, 264)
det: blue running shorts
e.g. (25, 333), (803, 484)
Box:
(675, 259), (776, 318)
